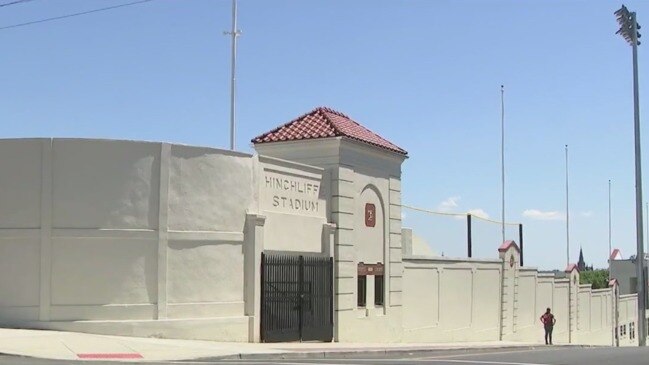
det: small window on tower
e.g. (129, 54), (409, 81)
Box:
(357, 275), (367, 307)
(374, 274), (384, 306)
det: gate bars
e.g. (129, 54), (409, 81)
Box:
(260, 253), (333, 342)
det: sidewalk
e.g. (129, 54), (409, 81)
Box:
(0, 328), (560, 362)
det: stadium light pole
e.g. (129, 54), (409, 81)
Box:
(615, 4), (646, 346)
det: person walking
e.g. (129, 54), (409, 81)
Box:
(540, 308), (556, 345)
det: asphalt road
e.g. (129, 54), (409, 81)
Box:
(2, 347), (649, 365)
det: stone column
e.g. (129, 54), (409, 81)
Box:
(388, 177), (403, 309)
(323, 222), (336, 258)
(609, 279), (619, 347)
(156, 143), (171, 320)
(244, 213), (266, 342)
(498, 240), (520, 340)
(329, 166), (356, 342)
(565, 264), (580, 344)
(39, 139), (53, 322)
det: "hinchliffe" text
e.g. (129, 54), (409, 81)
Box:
(265, 175), (320, 213)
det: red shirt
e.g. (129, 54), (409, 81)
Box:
(541, 313), (555, 326)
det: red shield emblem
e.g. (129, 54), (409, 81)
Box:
(365, 203), (376, 227)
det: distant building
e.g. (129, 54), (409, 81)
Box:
(609, 250), (648, 298)
(577, 248), (593, 272)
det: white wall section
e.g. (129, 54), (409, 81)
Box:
(0, 136), (640, 346)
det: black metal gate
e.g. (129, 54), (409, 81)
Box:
(260, 253), (333, 343)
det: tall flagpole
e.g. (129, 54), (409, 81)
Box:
(501, 85), (505, 244)
(224, 0), (241, 151)
(609, 179), (614, 347)
(565, 144), (572, 344)
(609, 180), (612, 262)
(566, 145), (570, 267)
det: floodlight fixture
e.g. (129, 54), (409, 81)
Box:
(614, 4), (646, 347)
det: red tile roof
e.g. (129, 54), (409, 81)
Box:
(252, 107), (407, 155)
(565, 263), (579, 273)
(498, 240), (519, 253)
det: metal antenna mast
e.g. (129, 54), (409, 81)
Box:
(224, 0), (242, 150)
(501, 85), (506, 244)
(565, 145), (570, 267)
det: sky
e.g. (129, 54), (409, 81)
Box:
(1, 0), (648, 270)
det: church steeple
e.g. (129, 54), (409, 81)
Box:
(578, 247), (586, 271)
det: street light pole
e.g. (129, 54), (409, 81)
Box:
(615, 5), (646, 346)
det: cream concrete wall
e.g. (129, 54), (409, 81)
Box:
(402, 256), (501, 342)
(258, 156), (328, 254)
(0, 139), (42, 229)
(618, 294), (639, 346)
(0, 139), (256, 341)
(168, 145), (253, 232)
(575, 288), (613, 345)
(508, 269), (538, 341)
(0, 140), (44, 322)
(52, 139), (160, 230)
(401, 238), (618, 346)
(551, 281), (570, 342)
(165, 144), (253, 322)
(1, 136), (630, 345)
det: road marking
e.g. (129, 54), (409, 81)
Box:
(422, 360), (554, 365)
(77, 353), (143, 359)
(413, 348), (562, 360)
(166, 348), (564, 365)
(165, 358), (352, 365)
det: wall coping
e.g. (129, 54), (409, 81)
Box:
(0, 138), (254, 158)
(620, 293), (638, 300)
(403, 255), (502, 265)
(592, 288), (612, 294)
(519, 267), (539, 272)
(257, 154), (325, 174)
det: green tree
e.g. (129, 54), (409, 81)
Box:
(579, 269), (609, 289)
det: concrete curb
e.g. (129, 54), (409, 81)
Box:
(199, 344), (604, 361)
(0, 344), (608, 362)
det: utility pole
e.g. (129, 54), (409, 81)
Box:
(615, 5), (646, 346)
(224, 0), (241, 151)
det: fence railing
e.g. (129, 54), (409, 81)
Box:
(402, 204), (525, 264)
